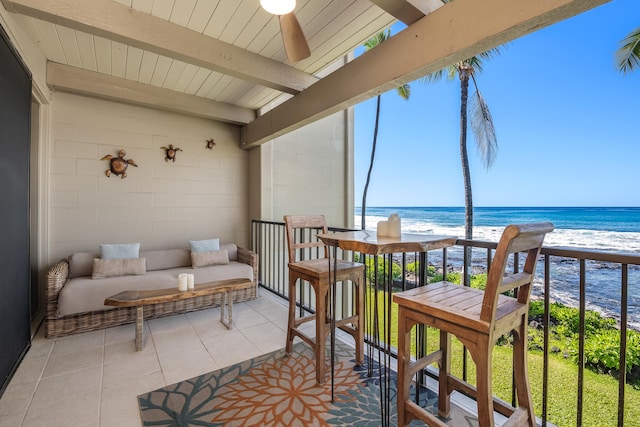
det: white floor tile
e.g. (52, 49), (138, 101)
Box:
(42, 346), (104, 378)
(184, 306), (219, 324)
(51, 330), (105, 356)
(30, 365), (102, 407)
(202, 330), (261, 368)
(104, 338), (156, 365)
(149, 327), (200, 351)
(25, 333), (54, 360)
(22, 390), (100, 427)
(9, 355), (47, 385)
(161, 356), (219, 385)
(0, 294), (293, 427)
(0, 380), (36, 416)
(240, 322), (287, 353)
(100, 372), (164, 427)
(156, 339), (210, 369)
(233, 308), (269, 329)
(147, 314), (190, 335)
(0, 411), (25, 427)
(102, 351), (161, 389)
(104, 322), (150, 346)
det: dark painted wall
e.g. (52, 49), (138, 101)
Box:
(0, 25), (32, 396)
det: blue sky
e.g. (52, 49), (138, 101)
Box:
(354, 0), (640, 208)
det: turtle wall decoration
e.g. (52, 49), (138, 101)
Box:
(101, 149), (138, 179)
(161, 144), (182, 162)
(205, 138), (216, 150)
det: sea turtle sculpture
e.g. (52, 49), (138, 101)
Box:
(101, 150), (138, 179)
(205, 138), (216, 150)
(161, 144), (182, 162)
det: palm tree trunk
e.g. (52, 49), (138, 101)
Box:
(459, 66), (473, 288)
(459, 68), (473, 240)
(361, 95), (382, 230)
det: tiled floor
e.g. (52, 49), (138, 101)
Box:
(0, 291), (291, 427)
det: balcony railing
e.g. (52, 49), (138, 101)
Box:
(250, 219), (640, 426)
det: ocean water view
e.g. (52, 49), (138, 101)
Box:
(355, 206), (640, 327)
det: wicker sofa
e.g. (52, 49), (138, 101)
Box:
(45, 243), (258, 338)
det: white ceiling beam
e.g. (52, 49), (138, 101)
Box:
(406, 0), (446, 17)
(368, 0), (426, 25)
(241, 0), (611, 148)
(47, 62), (255, 124)
(2, 0), (318, 94)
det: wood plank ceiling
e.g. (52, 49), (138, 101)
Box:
(7, 0), (401, 113)
(1, 0), (610, 148)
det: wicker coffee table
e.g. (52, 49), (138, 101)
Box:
(104, 278), (254, 351)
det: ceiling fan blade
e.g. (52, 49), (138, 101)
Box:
(279, 12), (310, 63)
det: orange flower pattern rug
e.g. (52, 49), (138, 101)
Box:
(138, 341), (478, 426)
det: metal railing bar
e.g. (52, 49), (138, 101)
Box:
(618, 263), (628, 427)
(577, 258), (586, 426)
(542, 253), (551, 427)
(456, 239), (640, 265)
(512, 252), (520, 407)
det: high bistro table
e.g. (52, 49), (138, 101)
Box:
(317, 230), (457, 426)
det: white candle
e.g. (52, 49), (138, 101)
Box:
(187, 274), (195, 290)
(377, 221), (388, 237)
(178, 273), (188, 291)
(388, 214), (401, 238)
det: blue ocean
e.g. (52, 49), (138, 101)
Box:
(356, 206), (640, 327)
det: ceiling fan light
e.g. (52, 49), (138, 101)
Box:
(260, 0), (296, 15)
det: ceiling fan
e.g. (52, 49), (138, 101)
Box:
(260, 0), (311, 63)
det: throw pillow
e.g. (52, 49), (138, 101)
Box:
(189, 238), (220, 253)
(92, 258), (146, 279)
(68, 252), (99, 278)
(191, 249), (229, 268)
(100, 242), (140, 259)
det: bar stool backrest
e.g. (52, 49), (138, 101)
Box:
(283, 215), (330, 264)
(480, 222), (554, 325)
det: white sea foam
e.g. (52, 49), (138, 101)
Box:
(357, 215), (640, 253)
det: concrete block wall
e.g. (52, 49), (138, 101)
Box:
(271, 111), (350, 227)
(49, 91), (248, 262)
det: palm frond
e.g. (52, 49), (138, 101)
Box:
(421, 44), (505, 84)
(362, 30), (411, 99)
(467, 46), (503, 74)
(447, 65), (459, 80)
(364, 28), (391, 51)
(396, 84), (410, 100)
(616, 27), (640, 74)
(469, 86), (498, 170)
(420, 69), (447, 84)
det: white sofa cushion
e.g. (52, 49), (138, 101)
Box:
(57, 261), (253, 316)
(66, 243), (240, 277)
(142, 248), (191, 271)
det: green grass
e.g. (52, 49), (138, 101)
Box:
(364, 287), (640, 426)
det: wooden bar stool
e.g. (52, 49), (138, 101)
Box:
(283, 215), (365, 384)
(394, 222), (553, 426)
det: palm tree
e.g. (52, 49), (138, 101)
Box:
(360, 30), (410, 230)
(423, 53), (499, 241)
(423, 52), (500, 285)
(616, 26), (640, 74)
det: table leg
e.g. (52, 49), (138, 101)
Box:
(330, 248), (337, 400)
(220, 291), (234, 329)
(135, 306), (144, 351)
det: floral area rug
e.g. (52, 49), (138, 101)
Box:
(138, 341), (478, 426)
